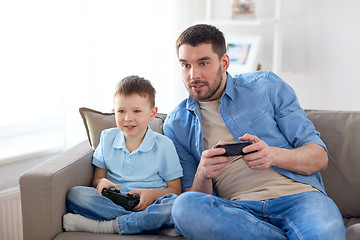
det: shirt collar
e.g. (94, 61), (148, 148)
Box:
(186, 94), (199, 113)
(186, 72), (235, 112)
(221, 72), (235, 102)
(113, 127), (156, 153)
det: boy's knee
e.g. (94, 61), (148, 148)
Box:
(67, 186), (96, 203)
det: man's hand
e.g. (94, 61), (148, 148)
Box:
(239, 133), (275, 170)
(198, 146), (229, 179)
(239, 133), (328, 175)
(189, 141), (229, 194)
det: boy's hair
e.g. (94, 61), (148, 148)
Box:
(176, 24), (226, 59)
(114, 75), (156, 107)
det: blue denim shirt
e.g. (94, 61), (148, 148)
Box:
(163, 71), (327, 194)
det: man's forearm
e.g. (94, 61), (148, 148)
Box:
(272, 144), (328, 175)
(186, 173), (213, 194)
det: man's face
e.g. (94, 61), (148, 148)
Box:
(178, 43), (229, 102)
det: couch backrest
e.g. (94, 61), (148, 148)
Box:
(305, 109), (360, 219)
(80, 107), (360, 219)
(149, 113), (167, 134)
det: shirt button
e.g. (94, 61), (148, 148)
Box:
(195, 143), (198, 146)
(127, 158), (131, 162)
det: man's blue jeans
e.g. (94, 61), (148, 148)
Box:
(66, 186), (177, 234)
(172, 191), (345, 240)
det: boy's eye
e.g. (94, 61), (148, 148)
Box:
(134, 110), (141, 113)
(118, 110), (125, 113)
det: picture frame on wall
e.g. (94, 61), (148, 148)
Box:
(231, 0), (255, 19)
(226, 35), (262, 75)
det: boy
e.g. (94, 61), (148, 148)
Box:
(63, 75), (183, 235)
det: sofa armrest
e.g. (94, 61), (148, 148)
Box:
(20, 141), (94, 240)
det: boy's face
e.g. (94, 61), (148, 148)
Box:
(114, 94), (157, 141)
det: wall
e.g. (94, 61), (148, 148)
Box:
(0, 153), (57, 191)
(281, 0), (360, 111)
(200, 0), (360, 111)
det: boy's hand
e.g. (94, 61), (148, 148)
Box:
(128, 189), (157, 212)
(96, 178), (120, 195)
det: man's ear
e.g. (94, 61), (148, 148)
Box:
(221, 53), (230, 72)
(150, 106), (158, 121)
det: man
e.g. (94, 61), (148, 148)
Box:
(163, 24), (345, 240)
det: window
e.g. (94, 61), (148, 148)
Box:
(0, 0), (186, 162)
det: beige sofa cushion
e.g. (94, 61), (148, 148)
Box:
(305, 110), (360, 219)
(79, 107), (166, 149)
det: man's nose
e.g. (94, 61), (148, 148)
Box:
(190, 66), (200, 80)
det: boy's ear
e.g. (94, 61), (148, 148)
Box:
(150, 106), (158, 121)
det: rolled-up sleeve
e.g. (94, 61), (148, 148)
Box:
(268, 72), (327, 151)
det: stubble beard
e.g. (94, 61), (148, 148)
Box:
(186, 67), (223, 102)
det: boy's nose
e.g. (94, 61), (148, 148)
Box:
(124, 113), (132, 121)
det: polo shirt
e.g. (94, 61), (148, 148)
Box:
(93, 127), (183, 194)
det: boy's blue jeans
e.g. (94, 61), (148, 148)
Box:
(172, 191), (346, 240)
(66, 186), (177, 234)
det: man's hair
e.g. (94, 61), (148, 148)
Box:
(114, 75), (156, 107)
(176, 24), (226, 59)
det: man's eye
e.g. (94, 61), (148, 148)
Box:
(182, 63), (190, 68)
(200, 62), (208, 66)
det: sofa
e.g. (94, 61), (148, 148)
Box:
(20, 108), (360, 240)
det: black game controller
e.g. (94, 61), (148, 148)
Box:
(213, 142), (254, 156)
(102, 188), (140, 210)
